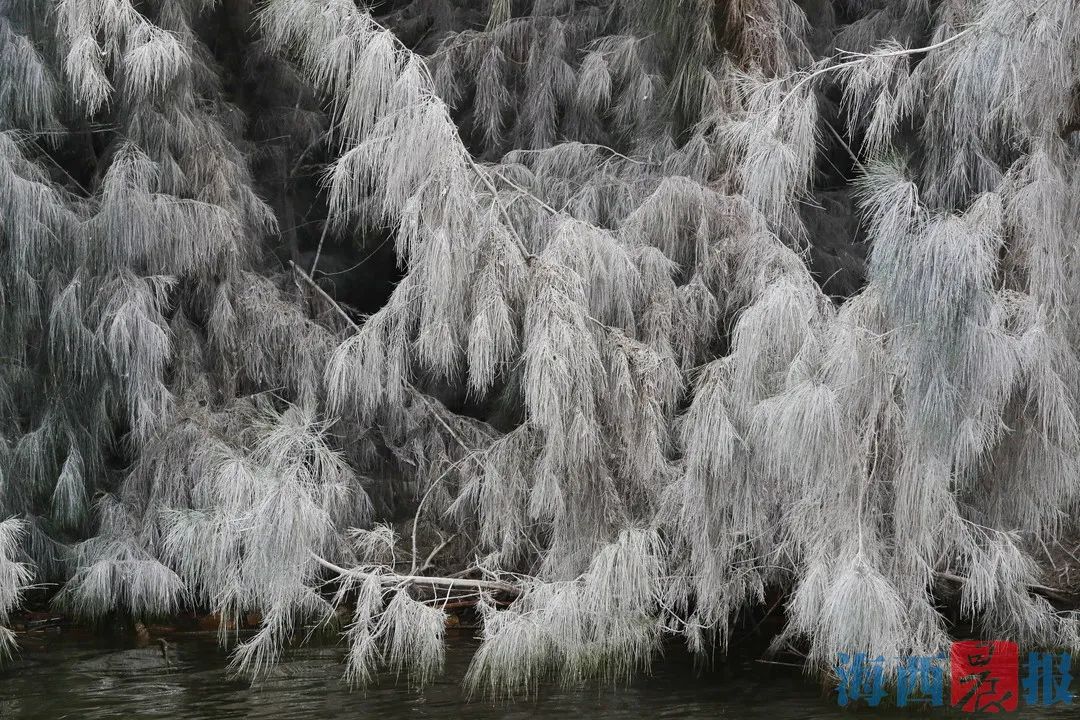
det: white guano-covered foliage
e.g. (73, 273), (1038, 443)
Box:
(1, 0), (1080, 694)
(0, 518), (32, 658)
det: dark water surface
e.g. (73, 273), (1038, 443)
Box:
(1, 632), (1076, 719)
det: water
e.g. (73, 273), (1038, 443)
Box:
(1, 631), (1076, 719)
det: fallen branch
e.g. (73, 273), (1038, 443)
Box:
(935, 570), (1073, 604)
(312, 553), (521, 596)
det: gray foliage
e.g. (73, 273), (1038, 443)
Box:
(0, 0), (1079, 695)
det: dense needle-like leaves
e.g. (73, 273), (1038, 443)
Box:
(1, 0), (1079, 695)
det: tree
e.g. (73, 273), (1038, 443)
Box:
(2, 0), (1080, 694)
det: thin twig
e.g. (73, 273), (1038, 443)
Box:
(756, 659), (805, 669)
(405, 386), (470, 452)
(421, 533), (458, 573)
(823, 121), (864, 172)
(318, 235), (393, 276)
(289, 260), (359, 329)
(409, 455), (472, 575)
(309, 221), (332, 277)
